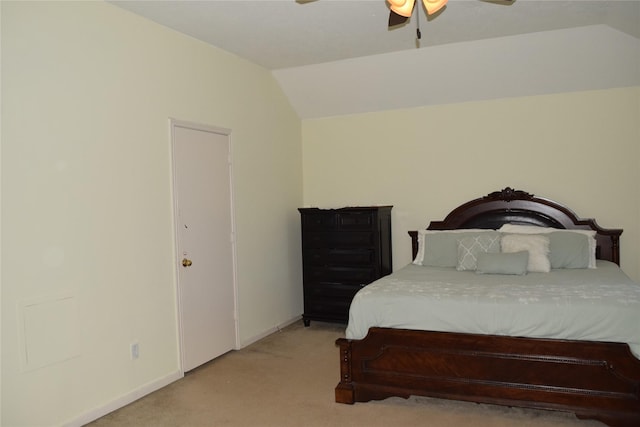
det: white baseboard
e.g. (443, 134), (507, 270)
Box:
(63, 370), (183, 427)
(62, 316), (301, 426)
(240, 315), (302, 348)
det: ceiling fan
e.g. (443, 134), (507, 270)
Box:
(388, 0), (515, 38)
(298, 0), (514, 34)
(388, 0), (447, 27)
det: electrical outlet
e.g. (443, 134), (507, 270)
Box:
(130, 342), (139, 360)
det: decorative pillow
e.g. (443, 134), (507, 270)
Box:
(500, 234), (551, 273)
(547, 232), (591, 269)
(414, 229), (497, 268)
(498, 224), (596, 268)
(456, 234), (501, 271)
(476, 251), (529, 275)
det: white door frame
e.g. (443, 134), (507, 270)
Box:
(169, 118), (240, 374)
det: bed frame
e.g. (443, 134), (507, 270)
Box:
(335, 188), (640, 427)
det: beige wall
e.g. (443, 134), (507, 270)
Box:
(2, 1), (639, 426)
(302, 87), (640, 281)
(1, 2), (302, 426)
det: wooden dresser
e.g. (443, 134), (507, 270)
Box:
(298, 206), (392, 325)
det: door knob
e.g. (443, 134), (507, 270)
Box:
(182, 258), (193, 267)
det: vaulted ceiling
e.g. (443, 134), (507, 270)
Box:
(110, 1), (640, 118)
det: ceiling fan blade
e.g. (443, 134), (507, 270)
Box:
(480, 0), (515, 4)
(389, 10), (409, 27)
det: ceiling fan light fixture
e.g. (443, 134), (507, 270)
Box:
(387, 0), (416, 18)
(423, 0), (448, 15)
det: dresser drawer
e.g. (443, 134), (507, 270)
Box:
(337, 212), (374, 230)
(301, 212), (337, 230)
(302, 231), (375, 248)
(304, 282), (365, 299)
(304, 265), (377, 284)
(303, 299), (351, 323)
(304, 283), (363, 322)
(304, 248), (375, 266)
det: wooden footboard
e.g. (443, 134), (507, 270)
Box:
(335, 328), (640, 427)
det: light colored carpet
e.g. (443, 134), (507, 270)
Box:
(87, 321), (604, 427)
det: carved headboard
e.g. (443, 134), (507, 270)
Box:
(409, 188), (622, 265)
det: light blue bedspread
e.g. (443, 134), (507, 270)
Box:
(346, 261), (640, 357)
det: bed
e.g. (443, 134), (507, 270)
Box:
(335, 188), (640, 427)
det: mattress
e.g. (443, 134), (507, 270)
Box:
(346, 260), (640, 357)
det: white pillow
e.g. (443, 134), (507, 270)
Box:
(498, 224), (597, 269)
(501, 234), (551, 273)
(413, 230), (427, 265)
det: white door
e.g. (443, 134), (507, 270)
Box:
(171, 120), (237, 372)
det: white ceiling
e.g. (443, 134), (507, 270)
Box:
(109, 0), (640, 118)
(111, 0), (639, 70)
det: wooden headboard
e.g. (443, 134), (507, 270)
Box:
(409, 187), (623, 265)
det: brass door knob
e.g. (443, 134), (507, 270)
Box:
(182, 258), (193, 267)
